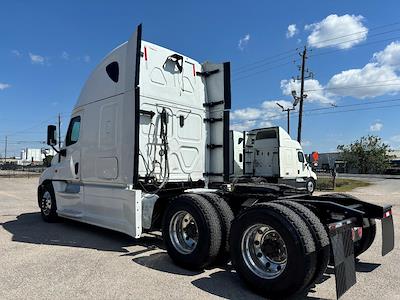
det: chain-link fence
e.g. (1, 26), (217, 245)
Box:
(0, 166), (45, 178)
(315, 170), (337, 191)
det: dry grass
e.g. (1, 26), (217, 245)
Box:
(317, 177), (370, 192)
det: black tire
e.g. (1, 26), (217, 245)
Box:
(320, 192), (354, 198)
(251, 177), (268, 184)
(354, 218), (376, 257)
(200, 193), (234, 264)
(230, 202), (317, 298)
(162, 193), (222, 270)
(275, 200), (330, 285)
(320, 193), (377, 257)
(306, 178), (316, 194)
(39, 183), (59, 222)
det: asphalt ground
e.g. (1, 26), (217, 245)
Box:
(0, 177), (399, 299)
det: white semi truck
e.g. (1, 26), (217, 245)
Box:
(38, 24), (394, 299)
(230, 127), (318, 193)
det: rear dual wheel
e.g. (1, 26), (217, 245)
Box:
(230, 202), (318, 298)
(275, 200), (330, 285)
(162, 193), (233, 270)
(354, 218), (376, 257)
(321, 193), (377, 257)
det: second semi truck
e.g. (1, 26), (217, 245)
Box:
(230, 127), (317, 193)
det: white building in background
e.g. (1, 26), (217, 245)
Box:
(18, 148), (57, 165)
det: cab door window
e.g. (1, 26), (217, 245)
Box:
(65, 116), (81, 146)
(297, 151), (305, 163)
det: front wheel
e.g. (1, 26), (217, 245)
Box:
(306, 178), (316, 194)
(39, 183), (59, 222)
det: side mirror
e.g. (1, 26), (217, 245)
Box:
(59, 148), (67, 157)
(47, 125), (57, 146)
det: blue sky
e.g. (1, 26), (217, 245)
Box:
(1, 1), (400, 156)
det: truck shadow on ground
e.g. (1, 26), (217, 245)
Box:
(0, 212), (163, 253)
(2, 212), (382, 300)
(129, 250), (334, 299)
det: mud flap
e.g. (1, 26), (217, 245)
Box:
(382, 209), (395, 256)
(329, 221), (356, 299)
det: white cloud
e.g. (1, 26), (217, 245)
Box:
(301, 140), (312, 147)
(61, 51), (69, 60)
(238, 34), (250, 51)
(373, 41), (400, 66)
(0, 83), (11, 90)
(231, 107), (262, 121)
(305, 14), (368, 49)
(231, 120), (257, 131)
(286, 24), (298, 38)
(230, 100), (292, 131)
(281, 78), (335, 104)
(390, 135), (400, 143)
(327, 42), (400, 98)
(262, 100), (293, 110)
(11, 50), (21, 57)
(258, 121), (273, 128)
(370, 122), (383, 132)
(29, 52), (45, 64)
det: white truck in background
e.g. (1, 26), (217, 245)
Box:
(37, 24), (394, 299)
(230, 127), (317, 193)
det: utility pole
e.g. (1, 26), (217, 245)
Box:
(58, 113), (61, 150)
(291, 46), (313, 143)
(4, 136), (7, 163)
(276, 103), (295, 135)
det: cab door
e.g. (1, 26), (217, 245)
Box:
(297, 150), (308, 177)
(53, 112), (83, 217)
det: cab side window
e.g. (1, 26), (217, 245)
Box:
(297, 151), (305, 163)
(65, 116), (81, 146)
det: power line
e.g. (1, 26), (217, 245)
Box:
(311, 28), (400, 51)
(305, 81), (400, 93)
(233, 53), (297, 75)
(304, 97), (400, 112)
(232, 97), (400, 123)
(230, 26), (400, 81)
(3, 111), (70, 137)
(313, 22), (400, 49)
(231, 37), (400, 81)
(303, 102), (400, 117)
(309, 35), (400, 59)
(232, 61), (295, 82)
(296, 97), (400, 114)
(232, 20), (400, 77)
(232, 33), (400, 81)
(233, 48), (298, 71)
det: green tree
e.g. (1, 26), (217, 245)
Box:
(337, 135), (392, 174)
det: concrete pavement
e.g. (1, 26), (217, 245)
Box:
(0, 177), (399, 299)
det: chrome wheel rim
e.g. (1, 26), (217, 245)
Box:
(241, 224), (287, 279)
(41, 191), (52, 216)
(307, 180), (314, 193)
(169, 210), (198, 254)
